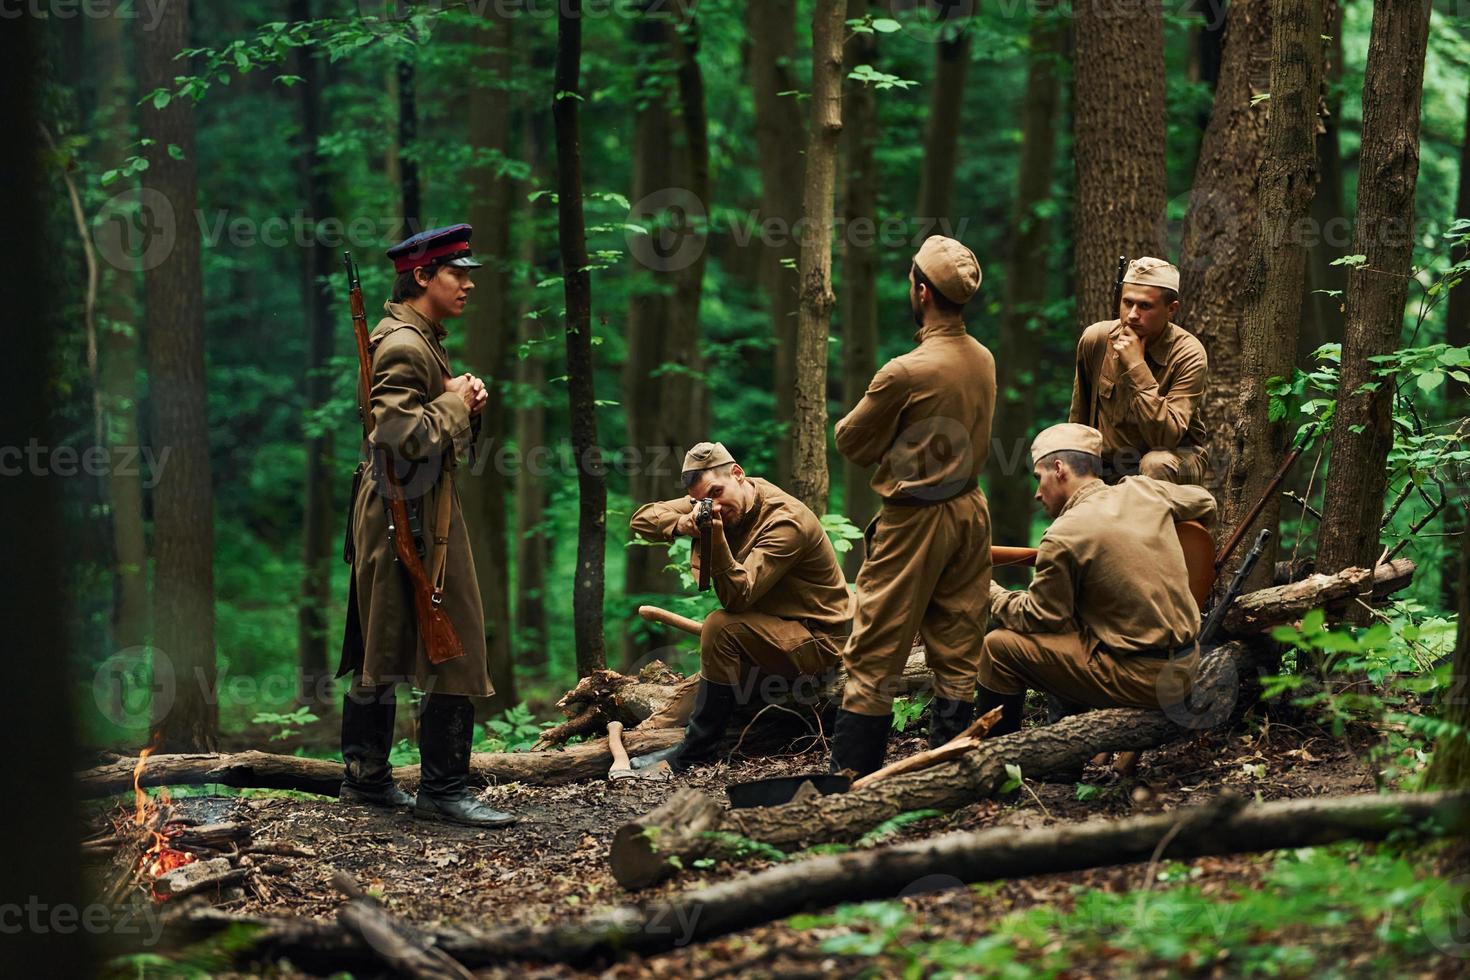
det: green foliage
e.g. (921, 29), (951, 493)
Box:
(820, 512), (866, 554)
(250, 707), (319, 742)
(698, 830), (790, 866)
(891, 693), (930, 732)
(477, 702), (550, 754)
(856, 809), (942, 846)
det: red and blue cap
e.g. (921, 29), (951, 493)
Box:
(386, 223), (483, 273)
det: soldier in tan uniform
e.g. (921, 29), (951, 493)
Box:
(830, 236), (997, 776)
(626, 443), (852, 772)
(337, 223), (515, 827)
(979, 423), (1216, 735)
(1068, 257), (1209, 484)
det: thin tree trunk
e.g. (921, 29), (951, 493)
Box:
(290, 0), (335, 709)
(397, 58), (420, 237)
(1301, 2), (1346, 359)
(1071, 0), (1167, 324)
(1220, 0), (1323, 592)
(1177, 0), (1272, 486)
(840, 0), (879, 577)
(94, 0), (148, 652)
(790, 0), (844, 515)
(1441, 75), (1470, 612)
(990, 1), (1062, 564)
(915, 26), (970, 231)
(623, 0), (680, 665)
(747, 0), (804, 482)
(1319, 1), (1432, 575)
(464, 7), (518, 711)
(1427, 507), (1470, 789)
(671, 10), (710, 434)
(139, 0), (217, 752)
(555, 0), (607, 676)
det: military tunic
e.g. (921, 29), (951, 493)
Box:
(630, 477), (850, 686)
(981, 476), (1216, 708)
(338, 302), (492, 697)
(1068, 319), (1209, 484)
(834, 316), (996, 715)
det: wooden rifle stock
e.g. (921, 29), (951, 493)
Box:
(344, 252), (464, 666)
(1213, 421), (1323, 573)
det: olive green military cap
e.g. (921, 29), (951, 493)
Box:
(681, 441), (736, 479)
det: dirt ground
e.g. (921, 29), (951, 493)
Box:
(86, 700), (1469, 978)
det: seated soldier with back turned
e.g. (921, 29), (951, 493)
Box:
(1069, 257), (1209, 484)
(627, 442), (852, 772)
(978, 423), (1216, 734)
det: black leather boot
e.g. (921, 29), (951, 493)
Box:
(829, 709), (892, 777)
(631, 680), (737, 773)
(340, 684), (413, 809)
(976, 685), (1025, 737)
(415, 695), (517, 827)
(928, 697), (975, 748)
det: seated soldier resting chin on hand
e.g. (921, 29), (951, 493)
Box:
(626, 442), (853, 773)
(978, 423), (1216, 735)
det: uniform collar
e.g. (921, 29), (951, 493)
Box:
(1060, 478), (1106, 516)
(914, 315), (968, 343)
(385, 300), (448, 342)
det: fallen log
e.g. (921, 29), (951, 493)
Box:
(154, 857), (249, 899)
(533, 664), (693, 750)
(333, 871), (474, 980)
(162, 790), (1470, 972)
(76, 730), (685, 800)
(1225, 560), (1415, 635)
(610, 639), (1270, 890)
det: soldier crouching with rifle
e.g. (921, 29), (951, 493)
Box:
(336, 224), (516, 828)
(626, 442), (852, 773)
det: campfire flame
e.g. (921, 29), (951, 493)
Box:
(129, 739), (196, 895)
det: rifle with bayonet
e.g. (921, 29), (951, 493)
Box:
(344, 251), (465, 665)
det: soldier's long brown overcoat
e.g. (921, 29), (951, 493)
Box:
(337, 301), (492, 697)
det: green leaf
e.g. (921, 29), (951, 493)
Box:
(152, 90), (172, 110)
(166, 144), (185, 161)
(1331, 254), (1367, 268)
(870, 17), (902, 33)
(1416, 371), (1444, 393)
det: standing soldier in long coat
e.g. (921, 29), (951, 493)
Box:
(337, 224), (516, 828)
(829, 236), (997, 777)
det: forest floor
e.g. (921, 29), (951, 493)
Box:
(91, 709), (1468, 978)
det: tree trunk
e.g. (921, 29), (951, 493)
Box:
(789, 0), (844, 515)
(291, 0), (335, 709)
(1427, 508), (1470, 789)
(1176, 0), (1272, 486)
(839, 0), (879, 577)
(0, 13), (89, 975)
(1318, 0), (1432, 575)
(1218, 0), (1322, 592)
(671, 10), (710, 433)
(623, 0), (681, 665)
(556, 0), (607, 676)
(139, 0), (217, 752)
(915, 26), (970, 230)
(94, 0), (148, 652)
(990, 1), (1063, 564)
(746, 0), (805, 482)
(396, 58), (420, 237)
(463, 8), (518, 711)
(1441, 74), (1470, 612)
(1301, 2), (1346, 359)
(1072, 0), (1167, 323)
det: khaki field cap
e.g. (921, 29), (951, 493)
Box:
(682, 441), (736, 479)
(1121, 256), (1180, 294)
(1031, 423), (1105, 467)
(913, 235), (982, 305)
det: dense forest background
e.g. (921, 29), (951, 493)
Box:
(37, 0), (1470, 756)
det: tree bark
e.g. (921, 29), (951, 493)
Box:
(671, 9), (710, 433)
(556, 0), (607, 675)
(839, 0), (879, 577)
(397, 58), (420, 236)
(94, 0), (149, 652)
(291, 0), (336, 709)
(1222, 559), (1414, 636)
(1218, 0), (1322, 592)
(789, 0), (845, 515)
(915, 26), (970, 230)
(1071, 0), (1167, 323)
(1176, 0), (1272, 484)
(990, 1), (1063, 564)
(1318, 0), (1432, 575)
(1301, 1), (1346, 359)
(463, 7), (518, 710)
(746, 0), (805, 482)
(139, 0), (218, 752)
(1447, 75), (1470, 378)
(1427, 508), (1470, 789)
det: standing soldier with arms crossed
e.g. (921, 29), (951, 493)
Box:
(829, 236), (997, 777)
(1069, 257), (1210, 484)
(337, 224), (516, 828)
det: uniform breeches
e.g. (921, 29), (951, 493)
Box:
(978, 629), (1201, 710)
(1107, 446), (1209, 485)
(841, 488), (992, 715)
(699, 609), (841, 696)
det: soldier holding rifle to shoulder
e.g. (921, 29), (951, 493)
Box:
(337, 223), (516, 828)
